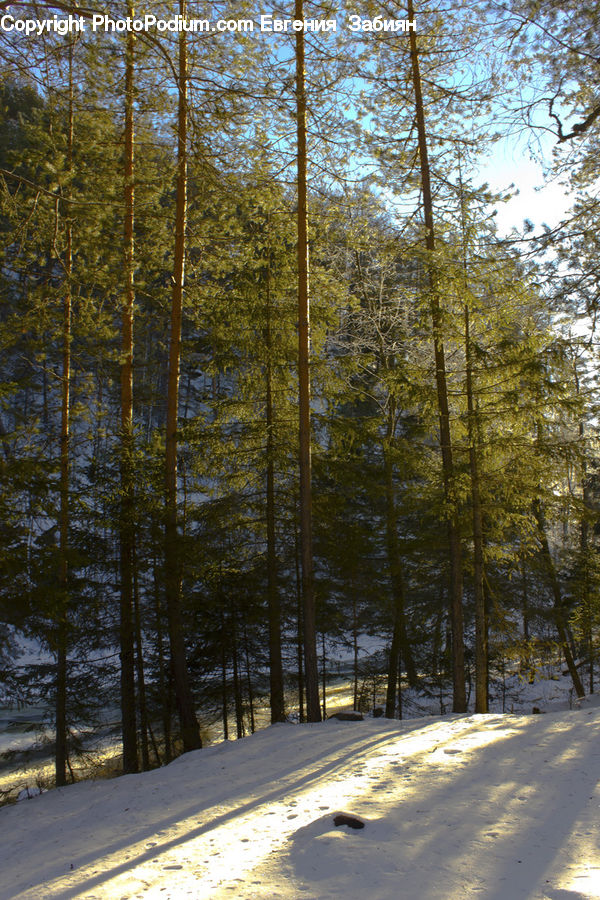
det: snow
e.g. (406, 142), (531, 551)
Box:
(2, 701), (600, 900)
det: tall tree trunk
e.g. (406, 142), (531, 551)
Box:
(164, 0), (202, 752)
(242, 616), (256, 733)
(575, 366), (594, 693)
(385, 627), (400, 718)
(581, 492), (594, 694)
(465, 306), (487, 712)
(265, 254), (285, 722)
(56, 40), (74, 789)
(533, 499), (585, 698)
(352, 586), (359, 711)
(231, 609), (244, 739)
(153, 548), (170, 763)
(520, 552), (533, 682)
(120, 9), (139, 774)
(397, 650), (403, 720)
(321, 631), (327, 718)
(133, 544), (150, 770)
(221, 610), (229, 741)
(295, 517), (305, 722)
(295, 0), (320, 723)
(407, 0), (465, 712)
(383, 424), (418, 720)
(457, 156), (487, 712)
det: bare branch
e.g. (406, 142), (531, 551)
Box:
(549, 97), (600, 143)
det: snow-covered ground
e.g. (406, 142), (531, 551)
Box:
(2, 696), (600, 899)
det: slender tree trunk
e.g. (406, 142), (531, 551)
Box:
(265, 256), (285, 722)
(147, 722), (161, 767)
(295, 0), (321, 723)
(352, 587), (359, 711)
(465, 307), (487, 713)
(295, 519), (305, 722)
(575, 369), (594, 694)
(397, 650), (403, 720)
(56, 41), (74, 788)
(321, 631), (327, 718)
(407, 0), (465, 712)
(457, 157), (487, 713)
(458, 158), (489, 713)
(581, 509), (594, 693)
(153, 549), (170, 763)
(533, 499), (585, 698)
(382, 426), (417, 718)
(385, 624), (400, 718)
(520, 550), (533, 682)
(581, 480), (594, 694)
(164, 0), (201, 753)
(431, 606), (442, 687)
(231, 612), (244, 739)
(120, 10), (139, 774)
(133, 545), (150, 770)
(242, 617), (256, 733)
(221, 611), (229, 741)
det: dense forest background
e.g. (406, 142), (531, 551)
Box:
(1, 0), (599, 786)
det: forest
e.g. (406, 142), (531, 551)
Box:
(0, 0), (599, 789)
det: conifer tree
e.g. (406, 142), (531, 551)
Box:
(164, 0), (202, 753)
(406, 0), (465, 711)
(119, 0), (138, 774)
(294, 0), (321, 723)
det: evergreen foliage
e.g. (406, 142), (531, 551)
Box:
(0, 0), (598, 781)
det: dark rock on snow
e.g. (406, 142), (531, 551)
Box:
(334, 813), (365, 830)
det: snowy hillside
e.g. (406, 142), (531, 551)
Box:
(2, 702), (600, 900)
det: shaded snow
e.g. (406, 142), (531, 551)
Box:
(2, 703), (600, 899)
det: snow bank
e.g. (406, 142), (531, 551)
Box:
(1, 708), (599, 899)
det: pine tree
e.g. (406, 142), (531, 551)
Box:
(164, 0), (202, 754)
(406, 0), (465, 711)
(294, 0), (321, 723)
(119, 0), (139, 774)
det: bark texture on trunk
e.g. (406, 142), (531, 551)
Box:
(120, 12), (139, 774)
(295, 0), (321, 723)
(407, 0), (465, 712)
(533, 499), (585, 698)
(465, 307), (487, 713)
(265, 256), (285, 722)
(56, 40), (74, 788)
(164, 0), (202, 753)
(457, 158), (487, 712)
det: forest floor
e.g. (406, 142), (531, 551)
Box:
(1, 693), (600, 899)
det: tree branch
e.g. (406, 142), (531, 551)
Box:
(549, 97), (600, 142)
